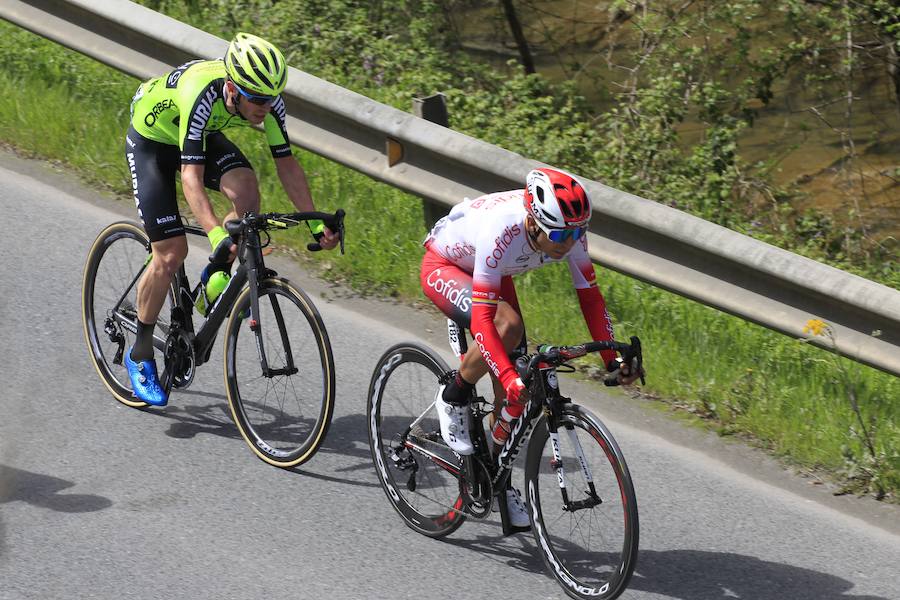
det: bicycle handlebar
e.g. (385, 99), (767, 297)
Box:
(516, 336), (646, 387)
(216, 209), (346, 262)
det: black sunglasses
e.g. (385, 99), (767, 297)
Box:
(233, 83), (276, 106)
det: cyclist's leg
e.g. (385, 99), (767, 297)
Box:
(421, 249), (478, 451)
(421, 251), (530, 523)
(420, 250), (525, 384)
(126, 126), (185, 360)
(136, 236), (188, 329)
(124, 127), (185, 404)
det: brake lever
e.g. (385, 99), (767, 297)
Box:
(310, 209), (345, 254)
(333, 209), (346, 256)
(628, 336), (646, 385)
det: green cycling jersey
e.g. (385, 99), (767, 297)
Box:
(130, 59), (291, 163)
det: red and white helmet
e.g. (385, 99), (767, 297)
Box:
(524, 168), (592, 230)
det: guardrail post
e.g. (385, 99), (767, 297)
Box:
(413, 93), (450, 231)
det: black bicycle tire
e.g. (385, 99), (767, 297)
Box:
(525, 403), (639, 600)
(82, 221), (174, 408)
(223, 277), (336, 468)
(367, 342), (466, 538)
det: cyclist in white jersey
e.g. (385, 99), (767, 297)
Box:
(420, 167), (642, 527)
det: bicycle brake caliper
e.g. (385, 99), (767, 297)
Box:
(565, 492), (603, 512)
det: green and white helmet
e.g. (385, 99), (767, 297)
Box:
(224, 32), (287, 96)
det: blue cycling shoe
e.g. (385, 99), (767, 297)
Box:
(124, 347), (168, 407)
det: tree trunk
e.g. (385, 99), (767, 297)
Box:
(888, 38), (900, 118)
(500, 0), (536, 75)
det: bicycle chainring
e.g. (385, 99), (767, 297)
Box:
(459, 454), (493, 518)
(163, 329), (195, 390)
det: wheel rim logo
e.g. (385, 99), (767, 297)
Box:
(371, 353), (403, 503)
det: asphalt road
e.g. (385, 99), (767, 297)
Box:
(1, 153), (898, 600)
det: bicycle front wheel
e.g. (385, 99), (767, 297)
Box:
(525, 403), (639, 600)
(81, 221), (176, 408)
(224, 277), (335, 468)
(367, 343), (465, 538)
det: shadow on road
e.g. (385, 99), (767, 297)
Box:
(442, 529), (547, 574)
(134, 390), (241, 441)
(290, 413), (381, 488)
(0, 464), (112, 513)
(432, 539), (890, 600)
(628, 548), (889, 600)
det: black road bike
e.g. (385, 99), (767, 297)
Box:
(367, 321), (642, 600)
(82, 210), (345, 468)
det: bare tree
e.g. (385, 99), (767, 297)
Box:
(500, 0), (536, 74)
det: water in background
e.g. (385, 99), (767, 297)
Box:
(452, 1), (900, 243)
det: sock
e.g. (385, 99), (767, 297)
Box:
(130, 319), (156, 362)
(442, 371), (474, 406)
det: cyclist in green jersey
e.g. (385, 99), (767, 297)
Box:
(124, 32), (338, 406)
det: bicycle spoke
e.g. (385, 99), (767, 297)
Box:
(83, 222), (176, 407)
(367, 344), (465, 538)
(225, 278), (334, 468)
(526, 406), (638, 600)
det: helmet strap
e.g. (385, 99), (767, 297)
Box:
(525, 216), (541, 246)
(224, 81), (249, 121)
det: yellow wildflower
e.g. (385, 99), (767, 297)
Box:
(803, 319), (828, 337)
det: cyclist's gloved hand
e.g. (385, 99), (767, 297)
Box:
(208, 225), (236, 263)
(307, 220), (339, 251)
(505, 377), (526, 405)
(605, 357), (643, 386)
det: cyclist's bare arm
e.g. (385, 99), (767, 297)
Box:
(274, 155), (338, 250)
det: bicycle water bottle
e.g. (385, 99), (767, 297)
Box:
(491, 403), (518, 446)
(194, 267), (230, 316)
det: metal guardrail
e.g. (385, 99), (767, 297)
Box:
(2, 0), (899, 377)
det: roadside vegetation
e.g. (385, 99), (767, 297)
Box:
(0, 0), (896, 499)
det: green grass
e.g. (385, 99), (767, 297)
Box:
(1, 26), (897, 500)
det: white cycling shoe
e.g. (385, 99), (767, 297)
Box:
(494, 488), (531, 528)
(435, 384), (474, 455)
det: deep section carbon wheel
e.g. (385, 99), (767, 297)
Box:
(368, 343), (465, 538)
(525, 404), (639, 600)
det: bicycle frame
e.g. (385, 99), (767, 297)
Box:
(398, 323), (558, 497)
(398, 358), (591, 509)
(109, 220), (285, 374)
(400, 323), (631, 516)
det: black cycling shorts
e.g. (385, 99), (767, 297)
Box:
(124, 125), (252, 242)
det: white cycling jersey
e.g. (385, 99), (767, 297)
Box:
(424, 190), (596, 290)
(423, 190), (614, 388)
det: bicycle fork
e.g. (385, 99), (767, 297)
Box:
(238, 241), (298, 379)
(548, 420), (603, 512)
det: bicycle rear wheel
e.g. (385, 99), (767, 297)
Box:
(81, 221), (176, 408)
(525, 404), (639, 600)
(224, 277), (335, 468)
(367, 343), (465, 538)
